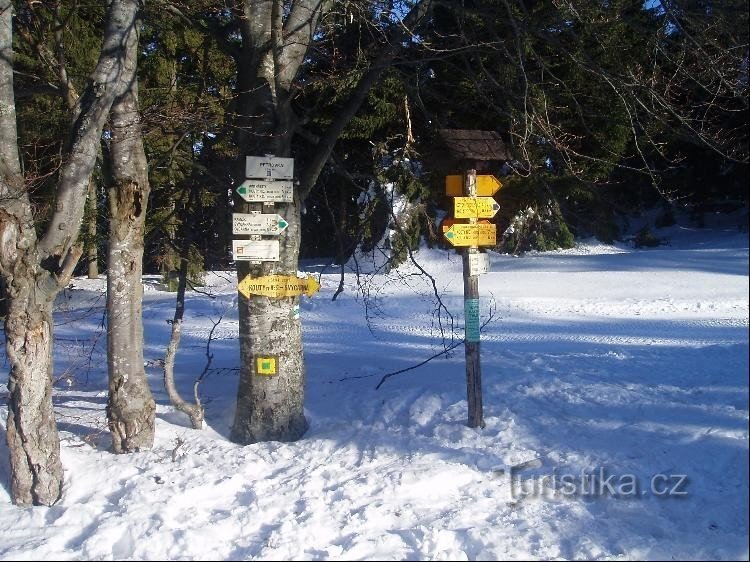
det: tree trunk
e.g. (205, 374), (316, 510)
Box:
(0, 205), (64, 506)
(106, 73), (156, 452)
(1, 0), (63, 507)
(231, 196), (308, 443)
(163, 188), (204, 429)
(229, 0), (427, 443)
(1, 0), (144, 505)
(86, 178), (99, 278)
(229, 1), (316, 444)
(106, 176), (156, 452)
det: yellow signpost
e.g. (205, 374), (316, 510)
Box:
(443, 223), (497, 247)
(445, 175), (502, 197)
(238, 274), (321, 299)
(453, 196), (500, 219)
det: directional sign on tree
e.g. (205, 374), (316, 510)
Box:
(445, 175), (503, 197)
(453, 197), (500, 219)
(246, 156), (294, 180)
(232, 213), (289, 235)
(237, 274), (321, 299)
(232, 239), (280, 262)
(443, 223), (497, 247)
(236, 179), (294, 203)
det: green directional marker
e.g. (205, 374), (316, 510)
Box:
(237, 186), (247, 195)
(446, 232), (454, 239)
(279, 219), (288, 230)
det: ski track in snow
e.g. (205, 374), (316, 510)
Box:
(0, 225), (748, 560)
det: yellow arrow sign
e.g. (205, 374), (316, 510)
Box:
(454, 197), (501, 219)
(445, 175), (503, 197)
(443, 223), (497, 247)
(238, 274), (321, 299)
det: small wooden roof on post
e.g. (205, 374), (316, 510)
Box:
(436, 129), (509, 168)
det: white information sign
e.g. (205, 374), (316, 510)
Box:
(232, 213), (288, 235)
(246, 156), (294, 180)
(468, 252), (489, 276)
(236, 180), (294, 203)
(232, 239), (280, 262)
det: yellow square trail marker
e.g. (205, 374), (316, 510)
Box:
(445, 175), (502, 197)
(454, 197), (501, 219)
(256, 356), (278, 376)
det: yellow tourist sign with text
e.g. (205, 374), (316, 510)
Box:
(445, 175), (503, 197)
(443, 223), (497, 247)
(238, 274), (321, 299)
(453, 197), (501, 219)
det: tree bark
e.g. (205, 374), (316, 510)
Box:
(105, 30), (156, 452)
(1, 0), (144, 505)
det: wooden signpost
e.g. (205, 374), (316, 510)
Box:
(434, 130), (509, 428)
(443, 170), (500, 427)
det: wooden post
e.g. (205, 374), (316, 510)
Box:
(463, 168), (484, 428)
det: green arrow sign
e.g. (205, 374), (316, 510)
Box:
(232, 213), (289, 235)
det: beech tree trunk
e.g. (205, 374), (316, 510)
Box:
(229, 0), (323, 443)
(229, 0), (429, 443)
(231, 196), (308, 442)
(106, 33), (156, 452)
(1, 0), (143, 505)
(0, 201), (63, 506)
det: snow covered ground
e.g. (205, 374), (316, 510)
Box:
(1, 222), (748, 560)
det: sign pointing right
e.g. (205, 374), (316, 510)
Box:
(445, 175), (502, 197)
(238, 274), (321, 299)
(453, 197), (500, 219)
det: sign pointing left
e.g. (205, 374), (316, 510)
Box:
(444, 223), (497, 247)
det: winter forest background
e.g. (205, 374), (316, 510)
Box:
(0, 0), (748, 559)
(5, 0), (748, 276)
